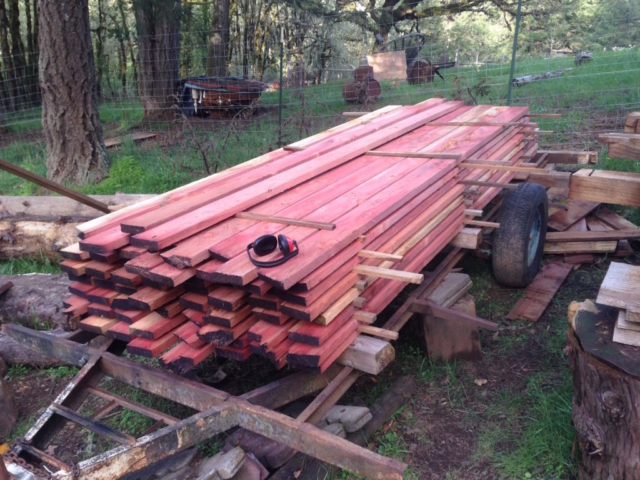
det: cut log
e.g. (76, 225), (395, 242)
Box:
(0, 219), (80, 259)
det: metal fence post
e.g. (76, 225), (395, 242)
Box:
(506, 0), (523, 106)
(278, 27), (284, 144)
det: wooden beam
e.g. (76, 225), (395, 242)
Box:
(544, 241), (617, 254)
(0, 158), (111, 213)
(353, 265), (424, 284)
(423, 121), (536, 127)
(296, 367), (354, 423)
(409, 299), (498, 331)
(569, 169), (640, 207)
(357, 250), (403, 262)
(337, 335), (395, 375)
(546, 230), (640, 242)
(459, 162), (549, 174)
(235, 212), (336, 231)
(526, 171), (572, 189)
(539, 150), (597, 165)
(51, 403), (136, 445)
(365, 150), (461, 160)
(460, 180), (518, 190)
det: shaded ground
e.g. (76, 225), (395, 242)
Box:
(2, 254), (636, 479)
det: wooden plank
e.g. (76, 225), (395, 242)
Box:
(125, 253), (164, 276)
(130, 312), (187, 340)
(0, 157), (110, 213)
(569, 169), (640, 207)
(353, 311), (376, 324)
(463, 219), (500, 228)
(546, 230), (640, 242)
(357, 325), (399, 340)
(459, 162), (549, 174)
(357, 250), (403, 262)
(60, 259), (90, 276)
(128, 286), (185, 311)
(596, 262), (640, 313)
(352, 265), (423, 284)
(60, 243), (91, 261)
(198, 315), (258, 346)
(547, 199), (599, 231)
(179, 292), (209, 312)
(208, 286), (249, 312)
(111, 267), (142, 287)
(126, 331), (179, 358)
(148, 262), (196, 287)
(204, 304), (253, 328)
(281, 273), (359, 321)
(460, 179), (518, 190)
(51, 403), (135, 445)
(365, 150), (461, 160)
(80, 316), (119, 335)
(544, 241), (617, 254)
(130, 100), (462, 249)
(317, 288), (361, 325)
(594, 207), (638, 230)
(288, 320), (359, 368)
(235, 212), (335, 230)
(507, 261), (572, 323)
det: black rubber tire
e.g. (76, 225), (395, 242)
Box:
(492, 182), (548, 288)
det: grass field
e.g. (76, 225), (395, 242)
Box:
(1, 48), (639, 197)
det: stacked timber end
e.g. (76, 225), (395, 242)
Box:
(61, 99), (543, 375)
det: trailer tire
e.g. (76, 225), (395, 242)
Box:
(492, 182), (548, 288)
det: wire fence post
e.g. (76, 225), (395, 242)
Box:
(278, 27), (284, 145)
(506, 0), (523, 106)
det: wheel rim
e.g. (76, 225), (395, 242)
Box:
(527, 208), (542, 267)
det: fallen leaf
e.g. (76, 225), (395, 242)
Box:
(474, 378), (488, 386)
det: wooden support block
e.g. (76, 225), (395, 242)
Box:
(337, 335), (395, 375)
(235, 212), (335, 231)
(570, 169), (640, 207)
(463, 219), (500, 228)
(450, 228), (482, 249)
(357, 250), (403, 262)
(526, 171), (572, 189)
(352, 265), (423, 284)
(357, 325), (399, 340)
(410, 300), (498, 331)
(423, 293), (482, 361)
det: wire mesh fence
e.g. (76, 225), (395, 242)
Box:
(0, 0), (639, 195)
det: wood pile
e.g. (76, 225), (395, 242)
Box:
(594, 262), (640, 347)
(59, 99), (544, 375)
(599, 111), (640, 160)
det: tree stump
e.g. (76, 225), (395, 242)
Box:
(566, 305), (640, 479)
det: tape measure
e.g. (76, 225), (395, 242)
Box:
(247, 234), (299, 268)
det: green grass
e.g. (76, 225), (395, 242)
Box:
(0, 255), (61, 275)
(1, 49), (639, 199)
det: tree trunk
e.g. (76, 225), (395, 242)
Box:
(24, 0), (38, 105)
(93, 0), (106, 100)
(206, 0), (230, 77)
(38, 0), (109, 185)
(567, 308), (640, 479)
(0, 0), (16, 111)
(133, 0), (181, 119)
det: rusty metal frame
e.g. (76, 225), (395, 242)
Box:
(2, 324), (406, 480)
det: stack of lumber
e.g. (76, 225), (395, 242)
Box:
(544, 203), (639, 260)
(59, 99), (544, 375)
(596, 262), (640, 347)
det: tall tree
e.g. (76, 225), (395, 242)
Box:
(133, 0), (181, 119)
(38, 0), (109, 184)
(0, 0), (15, 111)
(206, 0), (230, 77)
